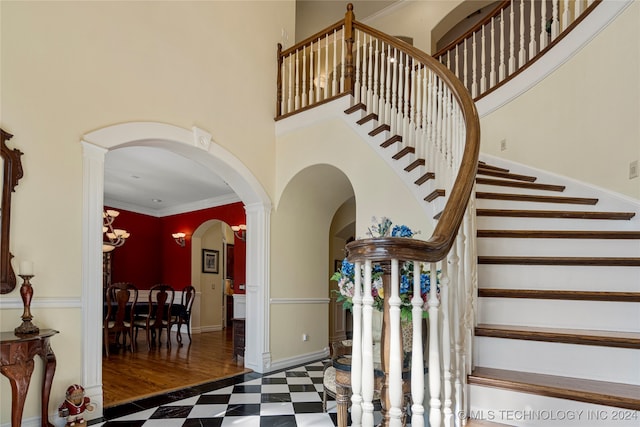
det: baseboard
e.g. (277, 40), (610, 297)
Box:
(267, 347), (330, 373)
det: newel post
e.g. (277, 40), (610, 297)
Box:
(276, 43), (283, 117)
(344, 3), (355, 95)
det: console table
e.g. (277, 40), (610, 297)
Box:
(0, 329), (58, 427)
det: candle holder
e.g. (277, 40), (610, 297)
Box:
(14, 274), (39, 335)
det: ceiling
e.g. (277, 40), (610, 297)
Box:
(104, 145), (239, 217)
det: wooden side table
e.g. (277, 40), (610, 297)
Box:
(0, 329), (58, 427)
(232, 318), (245, 360)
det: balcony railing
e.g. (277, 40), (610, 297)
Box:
(434, 0), (602, 100)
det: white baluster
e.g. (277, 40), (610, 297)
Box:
(303, 45), (309, 108)
(410, 261), (425, 427)
(576, 0), (584, 17)
(324, 34), (329, 100)
(373, 39), (380, 115)
(362, 260), (375, 427)
(463, 39), (469, 92)
(390, 48), (398, 135)
(480, 26), (486, 95)
(367, 35), (374, 111)
(552, 0), (560, 40)
(562, 0), (570, 32)
(454, 44), (460, 81)
(280, 58), (286, 115)
(452, 237), (464, 426)
(471, 31), (478, 98)
(388, 259), (403, 427)
(509, 1), (516, 75)
(420, 66), (428, 161)
(529, 0), (537, 60)
(519, 0), (526, 67)
(408, 57), (417, 150)
(332, 29), (338, 96)
(287, 53), (293, 113)
(490, 18), (496, 88)
(354, 31), (361, 104)
(396, 51), (404, 139)
(309, 42), (315, 104)
(316, 38), (321, 103)
(428, 261), (442, 427)
(384, 45), (392, 128)
(351, 261), (363, 427)
(441, 258), (453, 427)
(415, 66), (423, 158)
(378, 42), (387, 123)
(499, 9), (506, 81)
(402, 56), (411, 147)
(540, 0), (548, 50)
(294, 50), (300, 110)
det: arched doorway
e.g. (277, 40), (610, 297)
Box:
(81, 122), (271, 416)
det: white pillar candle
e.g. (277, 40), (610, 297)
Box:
(20, 261), (34, 276)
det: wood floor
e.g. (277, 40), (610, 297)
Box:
(102, 328), (250, 407)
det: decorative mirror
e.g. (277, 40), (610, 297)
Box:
(1, 129), (24, 294)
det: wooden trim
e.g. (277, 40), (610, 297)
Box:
(478, 256), (640, 266)
(469, 367), (640, 411)
(476, 209), (635, 220)
(476, 177), (565, 192)
(477, 230), (640, 239)
(476, 170), (537, 182)
(476, 192), (599, 205)
(478, 288), (640, 302)
(475, 324), (640, 349)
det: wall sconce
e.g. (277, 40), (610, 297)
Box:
(172, 232), (186, 247)
(231, 224), (246, 242)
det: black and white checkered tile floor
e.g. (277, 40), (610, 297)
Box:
(93, 360), (346, 426)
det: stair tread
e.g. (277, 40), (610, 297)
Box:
(478, 288), (640, 302)
(344, 103), (366, 114)
(476, 323), (640, 348)
(476, 192), (599, 205)
(469, 367), (640, 410)
(478, 230), (640, 239)
(477, 162), (510, 173)
(477, 209), (636, 220)
(476, 177), (565, 192)
(478, 256), (640, 266)
(476, 169), (537, 182)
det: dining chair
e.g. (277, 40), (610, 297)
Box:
(133, 284), (175, 350)
(103, 283), (138, 356)
(171, 285), (195, 345)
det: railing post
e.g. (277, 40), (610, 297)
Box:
(276, 43), (283, 117)
(344, 3), (355, 95)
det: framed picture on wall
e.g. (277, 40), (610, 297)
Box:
(202, 249), (219, 274)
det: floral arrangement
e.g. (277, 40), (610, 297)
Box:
(331, 217), (439, 321)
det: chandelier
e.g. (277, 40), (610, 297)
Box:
(103, 209), (130, 253)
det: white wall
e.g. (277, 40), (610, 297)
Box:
(480, 2), (640, 200)
(0, 1), (295, 423)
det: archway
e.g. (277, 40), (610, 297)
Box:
(81, 122), (271, 415)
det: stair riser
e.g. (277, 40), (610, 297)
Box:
(468, 385), (640, 426)
(477, 298), (640, 332)
(474, 337), (640, 385)
(478, 265), (640, 292)
(477, 238), (640, 257)
(477, 216), (640, 231)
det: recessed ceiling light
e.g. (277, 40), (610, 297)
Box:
(152, 198), (163, 203)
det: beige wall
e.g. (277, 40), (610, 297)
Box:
(480, 2), (640, 200)
(0, 1), (294, 423)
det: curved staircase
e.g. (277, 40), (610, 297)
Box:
(344, 101), (640, 425)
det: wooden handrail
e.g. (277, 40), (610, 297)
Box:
(346, 21), (480, 264)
